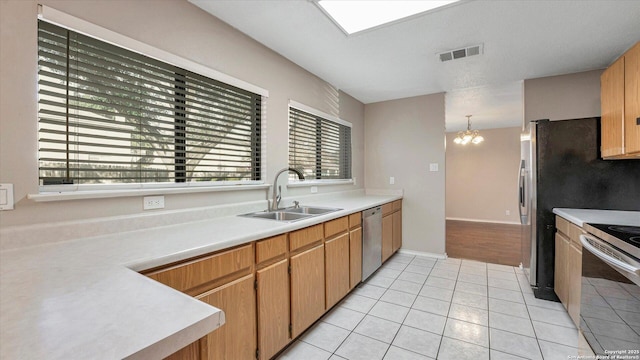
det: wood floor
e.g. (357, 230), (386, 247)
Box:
(446, 220), (523, 267)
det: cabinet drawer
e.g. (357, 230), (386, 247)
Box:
(382, 203), (393, 216)
(348, 212), (361, 229)
(325, 216), (349, 239)
(256, 234), (287, 265)
(393, 200), (402, 212)
(568, 223), (584, 248)
(145, 244), (253, 296)
(556, 216), (571, 237)
(290, 224), (324, 252)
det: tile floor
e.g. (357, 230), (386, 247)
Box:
(277, 253), (580, 360)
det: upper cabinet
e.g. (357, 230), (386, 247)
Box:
(601, 42), (640, 159)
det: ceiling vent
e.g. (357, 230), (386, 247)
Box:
(438, 44), (483, 62)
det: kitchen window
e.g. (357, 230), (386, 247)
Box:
(288, 103), (352, 181)
(37, 20), (262, 189)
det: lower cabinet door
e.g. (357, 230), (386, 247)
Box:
(567, 242), (582, 326)
(392, 210), (402, 253)
(382, 214), (393, 262)
(256, 259), (290, 360)
(349, 227), (362, 289)
(554, 233), (568, 307)
(290, 244), (325, 338)
(196, 274), (256, 360)
(325, 233), (350, 309)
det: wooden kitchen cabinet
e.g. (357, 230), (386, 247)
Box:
(196, 274), (256, 360)
(325, 233), (350, 308)
(554, 232), (569, 306)
(349, 226), (362, 289)
(256, 259), (290, 360)
(144, 244), (253, 297)
(289, 224), (323, 252)
(567, 241), (582, 325)
(382, 213), (393, 262)
(348, 212), (362, 289)
(392, 203), (402, 253)
(290, 244), (325, 338)
(601, 41), (640, 159)
(382, 200), (403, 262)
(554, 215), (584, 327)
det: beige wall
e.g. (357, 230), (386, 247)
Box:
(524, 69), (603, 125)
(0, 0), (364, 228)
(445, 127), (521, 224)
(364, 94), (446, 255)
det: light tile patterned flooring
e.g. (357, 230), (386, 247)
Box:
(277, 253), (579, 360)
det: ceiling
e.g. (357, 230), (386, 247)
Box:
(189, 0), (640, 131)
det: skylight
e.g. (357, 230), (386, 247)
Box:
(317, 0), (460, 35)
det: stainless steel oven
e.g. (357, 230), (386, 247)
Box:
(579, 224), (640, 355)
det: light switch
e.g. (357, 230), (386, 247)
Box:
(0, 183), (14, 210)
(429, 163), (439, 172)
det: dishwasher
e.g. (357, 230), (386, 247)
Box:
(362, 206), (383, 281)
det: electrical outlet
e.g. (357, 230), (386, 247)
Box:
(310, 186), (318, 194)
(143, 195), (165, 210)
(506, 210), (511, 216)
(389, 177), (395, 185)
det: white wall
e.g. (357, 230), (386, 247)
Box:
(364, 94), (446, 255)
(524, 69), (603, 124)
(0, 0), (364, 231)
(445, 127), (522, 224)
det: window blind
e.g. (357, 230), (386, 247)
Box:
(288, 107), (352, 180)
(37, 20), (261, 186)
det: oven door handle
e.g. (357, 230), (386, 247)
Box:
(580, 234), (640, 276)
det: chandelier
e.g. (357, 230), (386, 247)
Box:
(453, 115), (484, 145)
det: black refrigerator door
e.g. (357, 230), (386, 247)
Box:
(533, 118), (640, 300)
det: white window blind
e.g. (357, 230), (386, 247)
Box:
(288, 106), (352, 180)
(37, 20), (262, 186)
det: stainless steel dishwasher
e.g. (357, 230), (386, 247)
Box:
(362, 206), (382, 281)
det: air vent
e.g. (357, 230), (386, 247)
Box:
(438, 44), (483, 62)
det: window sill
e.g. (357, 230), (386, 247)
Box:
(287, 179), (354, 188)
(28, 183), (269, 202)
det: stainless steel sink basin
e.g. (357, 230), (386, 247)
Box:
(247, 211), (313, 221)
(282, 206), (342, 215)
(238, 205), (342, 222)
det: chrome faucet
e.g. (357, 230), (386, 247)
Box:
(270, 167), (304, 211)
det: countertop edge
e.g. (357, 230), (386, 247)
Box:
(553, 208), (640, 227)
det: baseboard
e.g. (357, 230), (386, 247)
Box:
(446, 217), (521, 225)
(398, 248), (447, 259)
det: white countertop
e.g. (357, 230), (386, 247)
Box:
(0, 193), (400, 360)
(552, 208), (640, 227)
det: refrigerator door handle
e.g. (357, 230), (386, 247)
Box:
(518, 160), (528, 224)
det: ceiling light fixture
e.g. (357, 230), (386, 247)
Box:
(454, 115), (484, 145)
(317, 0), (460, 35)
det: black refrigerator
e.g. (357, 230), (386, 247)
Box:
(519, 118), (640, 300)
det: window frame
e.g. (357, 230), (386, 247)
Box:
(288, 100), (353, 184)
(35, 5), (268, 196)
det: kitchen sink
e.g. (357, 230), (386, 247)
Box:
(281, 206), (342, 215)
(247, 211), (313, 221)
(239, 205), (342, 222)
